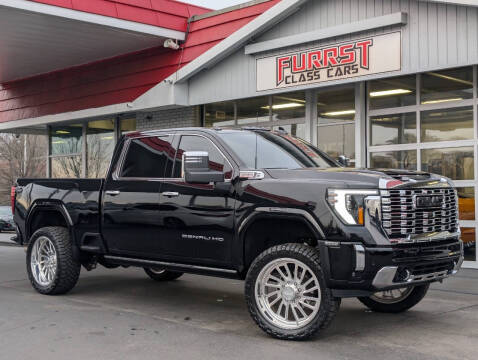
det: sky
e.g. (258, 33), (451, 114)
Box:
(185, 0), (247, 10)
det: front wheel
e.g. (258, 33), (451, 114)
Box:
(245, 243), (340, 340)
(358, 284), (429, 313)
(26, 226), (81, 295)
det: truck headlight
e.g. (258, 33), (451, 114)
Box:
(327, 189), (378, 225)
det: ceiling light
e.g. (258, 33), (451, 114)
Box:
(101, 136), (113, 140)
(369, 89), (412, 97)
(322, 110), (356, 116)
(261, 103), (305, 110)
(427, 72), (473, 86)
(55, 130), (70, 134)
(422, 98), (463, 105)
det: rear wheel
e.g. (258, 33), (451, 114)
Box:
(26, 226), (80, 295)
(144, 267), (183, 281)
(358, 284), (429, 313)
(245, 243), (340, 340)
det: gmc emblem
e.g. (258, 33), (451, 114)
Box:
(413, 195), (444, 209)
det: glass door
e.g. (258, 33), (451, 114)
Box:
(316, 86), (356, 167)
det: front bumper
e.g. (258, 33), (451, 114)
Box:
(319, 236), (463, 295)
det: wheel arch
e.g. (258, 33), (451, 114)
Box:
(26, 201), (74, 244)
(238, 208), (325, 273)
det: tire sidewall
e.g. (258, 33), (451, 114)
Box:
(245, 245), (334, 340)
(26, 227), (79, 295)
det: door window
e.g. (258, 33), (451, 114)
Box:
(172, 135), (233, 179)
(120, 135), (175, 178)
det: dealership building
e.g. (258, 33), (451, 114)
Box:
(0, 0), (477, 267)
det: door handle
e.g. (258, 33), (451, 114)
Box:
(105, 190), (121, 196)
(161, 191), (179, 198)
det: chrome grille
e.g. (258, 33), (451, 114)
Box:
(380, 188), (458, 240)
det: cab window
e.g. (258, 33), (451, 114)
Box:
(171, 135), (233, 179)
(121, 135), (175, 178)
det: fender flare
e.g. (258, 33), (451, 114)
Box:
(25, 201), (74, 241)
(237, 207), (326, 263)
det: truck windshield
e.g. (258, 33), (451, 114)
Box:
(217, 131), (338, 169)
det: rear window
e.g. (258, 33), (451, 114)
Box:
(121, 136), (175, 178)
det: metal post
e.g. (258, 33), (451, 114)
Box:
(81, 123), (87, 178)
(355, 82), (366, 168)
(305, 90), (317, 145)
(46, 126), (51, 178)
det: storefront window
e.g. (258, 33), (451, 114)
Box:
(421, 67), (473, 104)
(120, 118), (136, 135)
(457, 187), (475, 221)
(370, 112), (416, 146)
(421, 147), (474, 180)
(50, 124), (82, 156)
(421, 107), (473, 142)
(204, 101), (235, 128)
(369, 75), (416, 110)
(461, 227), (476, 262)
(370, 150), (417, 170)
(317, 86), (355, 166)
(87, 119), (115, 178)
(271, 92), (306, 122)
(51, 156), (82, 178)
(237, 96), (270, 125)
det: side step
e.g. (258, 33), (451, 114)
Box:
(103, 255), (240, 279)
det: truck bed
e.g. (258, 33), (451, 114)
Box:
(14, 178), (103, 246)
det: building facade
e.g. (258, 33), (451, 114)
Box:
(0, 0), (477, 268)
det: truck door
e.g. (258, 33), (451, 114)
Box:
(158, 133), (236, 267)
(102, 134), (176, 257)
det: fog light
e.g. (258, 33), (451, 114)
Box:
(394, 268), (411, 282)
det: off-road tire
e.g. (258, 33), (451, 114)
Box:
(144, 267), (184, 281)
(358, 284), (430, 313)
(26, 226), (81, 295)
(245, 243), (340, 340)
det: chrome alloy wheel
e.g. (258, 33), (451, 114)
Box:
(370, 287), (414, 304)
(30, 236), (57, 287)
(255, 258), (321, 330)
(148, 268), (166, 275)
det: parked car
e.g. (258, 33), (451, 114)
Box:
(12, 128), (464, 340)
(0, 206), (15, 232)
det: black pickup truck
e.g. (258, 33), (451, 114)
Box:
(12, 128), (463, 340)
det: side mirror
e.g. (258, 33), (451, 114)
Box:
(183, 151), (225, 184)
(337, 155), (350, 167)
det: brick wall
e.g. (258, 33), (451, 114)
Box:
(136, 106), (202, 131)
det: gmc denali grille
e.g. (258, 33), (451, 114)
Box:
(380, 188), (458, 240)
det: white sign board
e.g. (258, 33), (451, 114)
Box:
(256, 32), (402, 92)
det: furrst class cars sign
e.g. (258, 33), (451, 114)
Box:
(256, 32), (401, 91)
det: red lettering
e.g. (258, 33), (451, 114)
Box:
(307, 50), (322, 70)
(292, 53), (307, 72)
(323, 47), (339, 67)
(355, 40), (373, 69)
(277, 56), (291, 85)
(339, 44), (355, 65)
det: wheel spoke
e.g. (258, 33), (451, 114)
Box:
(299, 300), (316, 310)
(269, 295), (282, 307)
(276, 267), (288, 281)
(291, 305), (299, 325)
(303, 286), (319, 294)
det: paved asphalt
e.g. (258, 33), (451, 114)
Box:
(0, 232), (477, 360)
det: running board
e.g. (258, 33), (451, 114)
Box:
(103, 255), (239, 278)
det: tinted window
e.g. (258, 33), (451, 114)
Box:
(121, 136), (175, 178)
(173, 135), (232, 179)
(218, 131), (337, 169)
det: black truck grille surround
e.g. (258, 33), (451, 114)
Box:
(380, 188), (458, 241)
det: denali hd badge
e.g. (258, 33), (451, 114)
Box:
(413, 195), (444, 209)
(256, 32), (401, 91)
(182, 234), (224, 242)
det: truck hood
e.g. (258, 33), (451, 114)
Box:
(265, 168), (449, 189)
